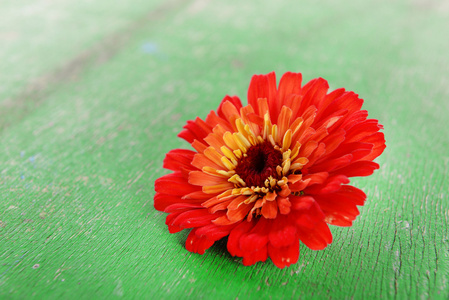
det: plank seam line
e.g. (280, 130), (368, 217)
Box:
(0, 0), (190, 130)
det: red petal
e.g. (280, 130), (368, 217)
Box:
(188, 171), (227, 186)
(295, 186), (366, 228)
(189, 141), (207, 155)
(227, 220), (255, 257)
(217, 95), (242, 120)
(319, 128), (346, 156)
(261, 200), (278, 219)
(302, 172), (329, 186)
(309, 154), (353, 174)
(227, 195), (247, 210)
(318, 91), (363, 123)
(202, 196), (224, 208)
(313, 192), (361, 227)
(316, 88), (346, 112)
(305, 174), (349, 194)
(297, 78), (329, 117)
(170, 209), (220, 229)
(154, 172), (200, 195)
(340, 110), (368, 129)
(212, 215), (236, 225)
(183, 191), (214, 200)
(334, 161), (379, 177)
(286, 94), (303, 120)
(227, 203), (252, 222)
(345, 119), (381, 143)
(289, 178), (311, 192)
(277, 197), (291, 215)
(295, 127), (316, 146)
(337, 185), (366, 205)
(277, 72), (302, 106)
(319, 142), (373, 164)
(203, 147), (227, 169)
(208, 199), (234, 214)
(359, 132), (386, 161)
(178, 117), (212, 144)
(240, 105), (260, 136)
(163, 149), (196, 171)
(217, 100), (241, 131)
(247, 72), (277, 119)
(204, 110), (233, 133)
(167, 224), (183, 234)
(185, 228), (215, 255)
(305, 142), (326, 166)
(297, 140), (318, 158)
(297, 220), (332, 250)
(203, 131), (227, 152)
(154, 193), (204, 211)
(196, 223), (238, 240)
(177, 129), (196, 144)
(239, 218), (270, 252)
(276, 106), (293, 138)
(165, 211), (189, 233)
(246, 112), (264, 128)
(164, 202), (204, 213)
(268, 239), (300, 268)
(293, 199), (325, 230)
(242, 247), (268, 266)
(292, 199), (332, 250)
(290, 195), (314, 211)
(300, 105), (318, 130)
(191, 153), (223, 170)
(268, 216), (297, 248)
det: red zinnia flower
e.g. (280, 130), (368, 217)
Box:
(154, 72), (385, 268)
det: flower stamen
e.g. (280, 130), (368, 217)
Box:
(201, 117), (311, 221)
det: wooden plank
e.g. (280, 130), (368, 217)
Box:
(1, 0), (448, 298)
(0, 0), (169, 128)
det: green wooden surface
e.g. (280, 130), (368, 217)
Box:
(1, 0), (448, 299)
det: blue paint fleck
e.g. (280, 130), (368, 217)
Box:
(141, 42), (158, 54)
(140, 42), (168, 60)
(20, 175), (25, 180)
(20, 151), (25, 157)
(29, 156), (35, 163)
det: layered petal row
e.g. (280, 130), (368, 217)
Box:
(154, 72), (385, 268)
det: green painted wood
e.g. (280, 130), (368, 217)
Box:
(1, 0), (448, 298)
(0, 0), (168, 128)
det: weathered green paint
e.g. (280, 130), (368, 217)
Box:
(1, 0), (448, 298)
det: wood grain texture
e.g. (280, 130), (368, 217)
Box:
(1, 0), (448, 298)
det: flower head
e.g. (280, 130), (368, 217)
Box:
(154, 72), (385, 268)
